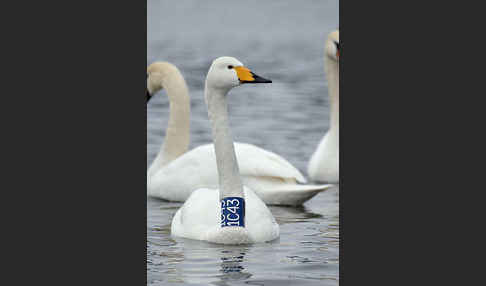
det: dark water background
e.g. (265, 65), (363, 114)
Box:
(147, 1), (339, 285)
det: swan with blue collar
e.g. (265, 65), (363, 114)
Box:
(171, 57), (279, 244)
(146, 62), (333, 206)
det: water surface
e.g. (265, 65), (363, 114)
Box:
(148, 1), (339, 285)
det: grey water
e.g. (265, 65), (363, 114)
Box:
(147, 0), (339, 285)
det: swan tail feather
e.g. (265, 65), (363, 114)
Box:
(255, 184), (335, 206)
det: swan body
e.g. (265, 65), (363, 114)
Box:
(170, 57), (279, 244)
(171, 186), (279, 244)
(308, 30), (340, 183)
(147, 62), (332, 205)
(148, 143), (329, 205)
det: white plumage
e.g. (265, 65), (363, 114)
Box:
(148, 143), (328, 205)
(171, 186), (279, 244)
(308, 30), (340, 183)
(147, 61), (332, 206)
(169, 56), (280, 243)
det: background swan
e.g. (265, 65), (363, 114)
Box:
(308, 30), (339, 183)
(171, 56), (279, 244)
(147, 62), (332, 205)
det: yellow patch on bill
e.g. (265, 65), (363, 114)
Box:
(234, 66), (255, 82)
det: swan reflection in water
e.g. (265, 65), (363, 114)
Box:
(214, 247), (252, 284)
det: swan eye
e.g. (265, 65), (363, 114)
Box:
(227, 65), (234, 69)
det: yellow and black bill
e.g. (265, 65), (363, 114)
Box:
(234, 66), (272, 84)
(334, 41), (340, 59)
(146, 89), (152, 103)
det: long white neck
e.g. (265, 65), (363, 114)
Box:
(205, 86), (244, 200)
(149, 75), (190, 175)
(325, 57), (339, 136)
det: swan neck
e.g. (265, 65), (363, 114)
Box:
(205, 86), (244, 200)
(150, 75), (190, 172)
(326, 58), (339, 131)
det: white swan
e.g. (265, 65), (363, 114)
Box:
(171, 56), (279, 244)
(147, 63), (332, 206)
(308, 30), (340, 183)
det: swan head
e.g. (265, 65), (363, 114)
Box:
(147, 62), (186, 103)
(205, 56), (272, 93)
(325, 30), (340, 62)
